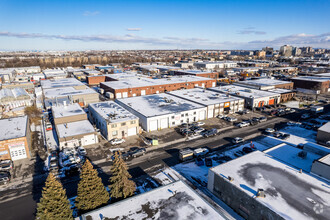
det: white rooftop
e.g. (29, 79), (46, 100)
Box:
(101, 75), (213, 90)
(168, 88), (243, 106)
(237, 78), (290, 86)
(56, 120), (95, 138)
(210, 150), (330, 220)
(105, 72), (146, 80)
(174, 70), (214, 75)
(89, 101), (138, 123)
(0, 88), (29, 100)
(318, 122), (330, 133)
(268, 88), (294, 94)
(116, 93), (205, 118)
(209, 85), (280, 99)
(41, 78), (84, 89)
(0, 116), (28, 141)
(292, 76), (330, 82)
(318, 154), (330, 166)
(51, 103), (85, 119)
(43, 86), (97, 99)
(80, 180), (225, 220)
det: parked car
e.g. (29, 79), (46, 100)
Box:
(110, 138), (125, 145)
(205, 157), (213, 167)
(273, 131), (282, 138)
(193, 127), (205, 134)
(111, 151), (130, 161)
(301, 113), (310, 119)
(216, 114), (224, 119)
(264, 128), (275, 134)
(236, 121), (250, 128)
(193, 148), (209, 157)
(128, 147), (146, 158)
(202, 128), (217, 137)
(252, 117), (260, 123)
(242, 147), (253, 154)
(193, 122), (205, 126)
(0, 160), (13, 171)
(226, 117), (237, 122)
(77, 146), (87, 156)
(0, 171), (11, 185)
(232, 137), (244, 144)
(259, 117), (267, 122)
(195, 157), (204, 166)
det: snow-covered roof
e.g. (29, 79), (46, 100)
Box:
(41, 78), (85, 89)
(105, 72), (146, 80)
(317, 154), (330, 166)
(292, 76), (330, 82)
(0, 88), (29, 99)
(101, 75), (214, 90)
(237, 78), (291, 86)
(43, 86), (97, 99)
(174, 70), (214, 75)
(318, 122), (330, 133)
(51, 103), (85, 119)
(89, 101), (138, 123)
(80, 180), (225, 220)
(209, 85), (280, 99)
(116, 93), (206, 118)
(268, 88), (294, 94)
(56, 120), (95, 138)
(168, 88), (243, 106)
(210, 150), (330, 220)
(0, 116), (28, 141)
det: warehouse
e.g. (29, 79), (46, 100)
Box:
(0, 88), (33, 110)
(51, 103), (87, 125)
(41, 78), (85, 89)
(43, 69), (67, 79)
(56, 120), (98, 150)
(291, 76), (330, 94)
(168, 88), (244, 117)
(100, 75), (216, 99)
(0, 116), (31, 161)
(208, 150), (330, 220)
(194, 61), (237, 70)
(171, 70), (220, 79)
(234, 78), (294, 90)
(268, 88), (296, 103)
(209, 85), (280, 109)
(316, 122), (330, 144)
(88, 101), (139, 140)
(116, 93), (207, 132)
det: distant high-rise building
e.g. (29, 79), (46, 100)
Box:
(255, 50), (266, 57)
(292, 47), (302, 56)
(280, 45), (293, 57)
(301, 46), (314, 54)
(262, 47), (273, 56)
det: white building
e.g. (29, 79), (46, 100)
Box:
(88, 101), (139, 140)
(116, 93), (207, 132)
(194, 61), (237, 70)
(168, 88), (245, 117)
(209, 85), (280, 109)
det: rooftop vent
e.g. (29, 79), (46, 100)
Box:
(228, 176), (234, 182)
(257, 189), (266, 198)
(298, 151), (307, 159)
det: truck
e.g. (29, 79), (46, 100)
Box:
(179, 148), (194, 161)
(193, 148), (209, 157)
(105, 92), (114, 99)
(310, 106), (324, 114)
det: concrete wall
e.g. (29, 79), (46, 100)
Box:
(53, 114), (87, 125)
(311, 158), (330, 180)
(316, 130), (330, 143)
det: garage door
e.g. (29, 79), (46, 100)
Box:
(208, 109), (214, 118)
(269, 99), (274, 105)
(149, 120), (158, 131)
(141, 90), (146, 95)
(160, 118), (168, 129)
(122, 92), (128, 98)
(116, 93), (122, 99)
(127, 127), (137, 136)
(9, 143), (27, 161)
(199, 111), (206, 120)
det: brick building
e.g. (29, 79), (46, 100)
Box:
(291, 76), (330, 94)
(268, 88), (296, 102)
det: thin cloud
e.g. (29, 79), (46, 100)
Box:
(237, 27), (266, 35)
(126, 28), (142, 31)
(83, 11), (100, 16)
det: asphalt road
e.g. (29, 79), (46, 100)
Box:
(1, 104), (328, 220)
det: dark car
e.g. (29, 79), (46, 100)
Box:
(205, 157), (213, 167)
(252, 117), (260, 123)
(195, 157), (204, 166)
(129, 147), (146, 158)
(259, 117), (267, 122)
(281, 133), (290, 139)
(202, 128), (217, 137)
(111, 151), (131, 161)
(0, 171), (11, 185)
(0, 160), (13, 171)
(242, 147), (253, 154)
(64, 165), (80, 178)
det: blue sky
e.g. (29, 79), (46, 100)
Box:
(0, 0), (329, 50)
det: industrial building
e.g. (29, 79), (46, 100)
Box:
(100, 75), (216, 99)
(88, 101), (139, 140)
(311, 154), (330, 181)
(51, 103), (87, 125)
(267, 88), (296, 103)
(0, 116), (31, 161)
(0, 88), (33, 110)
(234, 78), (294, 90)
(168, 88), (245, 117)
(43, 69), (67, 79)
(80, 180), (225, 220)
(194, 61), (237, 70)
(208, 150), (330, 220)
(291, 76), (330, 94)
(316, 122), (330, 144)
(116, 93), (207, 132)
(171, 70), (220, 79)
(208, 85), (280, 109)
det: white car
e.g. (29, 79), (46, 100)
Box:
(77, 147), (87, 156)
(232, 137), (244, 144)
(110, 138), (125, 145)
(264, 128), (275, 134)
(194, 127), (205, 133)
(216, 114), (224, 119)
(227, 117), (237, 122)
(236, 121), (250, 128)
(195, 122), (205, 126)
(193, 148), (209, 157)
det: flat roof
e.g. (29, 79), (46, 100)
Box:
(0, 116), (27, 141)
(101, 75), (214, 90)
(43, 86), (97, 99)
(89, 101), (138, 123)
(315, 73), (330, 77)
(238, 78), (291, 86)
(51, 103), (85, 119)
(168, 88), (243, 106)
(80, 180), (225, 220)
(318, 122), (330, 133)
(116, 93), (205, 118)
(56, 120), (95, 138)
(174, 70), (214, 75)
(292, 76), (330, 82)
(318, 154), (330, 166)
(105, 72), (146, 80)
(209, 85), (280, 99)
(41, 78), (84, 89)
(265, 143), (321, 172)
(268, 88), (294, 94)
(210, 150), (330, 220)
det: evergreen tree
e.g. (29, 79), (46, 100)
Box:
(76, 159), (109, 212)
(109, 151), (136, 199)
(36, 173), (73, 220)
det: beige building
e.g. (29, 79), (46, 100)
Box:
(51, 103), (87, 125)
(88, 101), (139, 140)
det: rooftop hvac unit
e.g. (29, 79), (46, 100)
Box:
(298, 151), (307, 159)
(257, 189), (266, 198)
(228, 176), (234, 182)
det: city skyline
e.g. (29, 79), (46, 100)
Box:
(0, 0), (329, 51)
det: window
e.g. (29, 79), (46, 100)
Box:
(111, 124), (117, 128)
(193, 112), (196, 115)
(131, 120), (136, 124)
(121, 122), (126, 126)
(172, 122), (175, 125)
(185, 113), (188, 116)
(181, 114), (184, 117)
(171, 116), (174, 119)
(112, 131), (118, 136)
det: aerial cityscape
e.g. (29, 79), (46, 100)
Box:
(0, 0), (330, 220)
